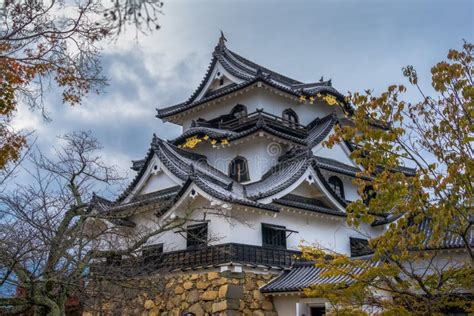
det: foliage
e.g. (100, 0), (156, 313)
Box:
(0, 0), (164, 169)
(302, 42), (473, 314)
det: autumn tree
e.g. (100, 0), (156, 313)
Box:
(0, 0), (164, 169)
(302, 42), (473, 314)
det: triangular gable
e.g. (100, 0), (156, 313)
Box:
(257, 167), (347, 214)
(123, 155), (183, 203)
(193, 59), (245, 103)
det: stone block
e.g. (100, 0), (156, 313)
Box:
(187, 303), (205, 316)
(187, 289), (200, 304)
(196, 281), (210, 290)
(207, 272), (220, 280)
(149, 307), (160, 316)
(200, 290), (218, 301)
(252, 290), (265, 301)
(190, 273), (199, 280)
(144, 299), (155, 310)
(252, 311), (265, 316)
(219, 284), (244, 299)
(183, 281), (194, 290)
(211, 299), (240, 312)
(261, 301), (273, 311)
(174, 285), (184, 294)
(212, 301), (227, 313)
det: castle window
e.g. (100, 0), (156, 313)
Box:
(230, 104), (247, 119)
(282, 109), (299, 127)
(186, 223), (208, 248)
(328, 176), (345, 199)
(229, 156), (250, 182)
(262, 223), (287, 249)
(219, 78), (224, 86)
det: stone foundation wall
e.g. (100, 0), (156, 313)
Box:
(84, 270), (278, 315)
(123, 270), (278, 316)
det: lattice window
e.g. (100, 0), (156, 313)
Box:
(262, 223), (287, 249)
(186, 223), (208, 248)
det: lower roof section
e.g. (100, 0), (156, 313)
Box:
(260, 262), (368, 294)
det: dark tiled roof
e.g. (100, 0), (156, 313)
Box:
(170, 127), (237, 144)
(350, 237), (372, 257)
(156, 40), (347, 119)
(131, 159), (146, 171)
(313, 156), (362, 178)
(191, 173), (280, 212)
(246, 153), (310, 199)
(260, 262), (369, 293)
(420, 219), (474, 250)
(306, 114), (336, 146)
(273, 194), (346, 217)
(113, 134), (284, 214)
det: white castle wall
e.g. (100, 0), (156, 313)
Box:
(192, 137), (291, 183)
(139, 172), (180, 194)
(131, 194), (383, 256)
(312, 141), (357, 167)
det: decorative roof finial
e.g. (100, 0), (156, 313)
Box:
(218, 30), (227, 49)
(319, 76), (324, 82)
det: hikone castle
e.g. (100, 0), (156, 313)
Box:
(90, 34), (465, 315)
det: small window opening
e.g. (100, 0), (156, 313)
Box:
(186, 223), (208, 248)
(328, 176), (345, 199)
(229, 156), (250, 182)
(262, 223), (287, 249)
(282, 109), (299, 127)
(230, 104), (247, 119)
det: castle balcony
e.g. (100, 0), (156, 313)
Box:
(91, 243), (302, 276)
(195, 110), (308, 139)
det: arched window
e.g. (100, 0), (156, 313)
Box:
(282, 109), (299, 127)
(230, 104), (247, 119)
(328, 176), (345, 199)
(229, 156), (250, 182)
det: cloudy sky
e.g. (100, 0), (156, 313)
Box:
(12, 0), (473, 195)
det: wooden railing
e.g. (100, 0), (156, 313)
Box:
(218, 111), (307, 137)
(91, 243), (301, 276)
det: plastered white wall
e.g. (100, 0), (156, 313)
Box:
(192, 137), (290, 183)
(139, 172), (180, 194)
(130, 194), (383, 255)
(312, 141), (356, 167)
